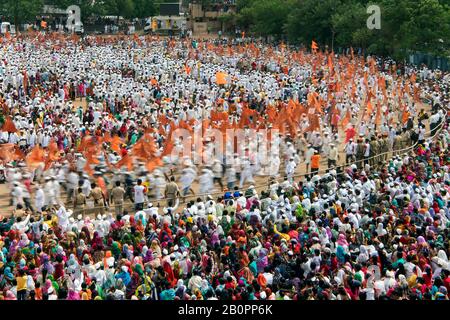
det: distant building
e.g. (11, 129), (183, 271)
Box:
(149, 2), (187, 36)
(187, 0), (236, 35)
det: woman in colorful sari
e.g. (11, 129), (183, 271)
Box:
(142, 246), (153, 264)
(115, 266), (131, 286)
(163, 260), (177, 287)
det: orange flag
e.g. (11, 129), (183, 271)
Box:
(367, 90), (375, 102)
(23, 70), (28, 96)
(185, 64), (191, 75)
(216, 72), (228, 85)
(402, 111), (410, 124)
(98, 176), (108, 197)
(375, 104), (382, 126)
(413, 86), (421, 102)
(77, 135), (94, 152)
(369, 57), (376, 74)
(162, 139), (174, 157)
(363, 72), (369, 90)
(311, 40), (319, 52)
(308, 92), (322, 114)
(266, 105), (278, 123)
(26, 145), (45, 169)
(401, 103), (410, 123)
(211, 110), (228, 122)
(84, 162), (94, 177)
(366, 101), (373, 114)
(146, 157), (163, 172)
(377, 76), (385, 90)
(44, 140), (60, 170)
(132, 134), (158, 160)
(0, 144), (20, 163)
(341, 110), (351, 128)
(85, 150), (100, 165)
(47, 140), (60, 162)
(115, 154), (134, 171)
(178, 120), (194, 133)
(1, 117), (18, 133)
(327, 54), (334, 74)
(307, 114), (320, 132)
(110, 135), (123, 152)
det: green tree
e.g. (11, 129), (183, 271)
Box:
(132, 0), (157, 18)
(218, 12), (236, 33)
(45, 0), (107, 22)
(285, 0), (342, 46)
(402, 0), (450, 56)
(235, 0), (257, 30)
(250, 0), (295, 39)
(0, 0), (44, 26)
(331, 1), (367, 48)
(104, 0), (135, 23)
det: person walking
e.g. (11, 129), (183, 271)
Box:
(112, 181), (125, 216)
(164, 176), (180, 207)
(73, 187), (87, 217)
(90, 183), (106, 216)
(311, 150), (320, 176)
(327, 143), (339, 169)
(134, 179), (147, 211)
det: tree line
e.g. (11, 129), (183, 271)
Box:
(0, 0), (174, 25)
(232, 0), (450, 60)
(1, 0), (449, 60)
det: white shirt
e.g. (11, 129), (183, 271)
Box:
(134, 185), (146, 204)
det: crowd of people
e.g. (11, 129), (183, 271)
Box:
(0, 33), (449, 300)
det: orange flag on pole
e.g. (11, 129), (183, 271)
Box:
(26, 145), (45, 169)
(1, 117), (18, 133)
(327, 54), (334, 74)
(44, 140), (61, 170)
(146, 157), (163, 172)
(84, 162), (94, 177)
(115, 154), (134, 171)
(185, 64), (191, 75)
(0, 144), (21, 163)
(162, 139), (174, 157)
(341, 110), (351, 128)
(366, 101), (373, 114)
(311, 40), (319, 53)
(402, 110), (410, 124)
(216, 72), (228, 85)
(132, 134), (158, 160)
(375, 103), (382, 126)
(110, 135), (123, 152)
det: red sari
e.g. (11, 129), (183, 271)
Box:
(163, 261), (177, 287)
